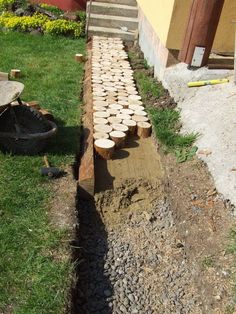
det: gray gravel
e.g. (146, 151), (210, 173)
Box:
(75, 195), (201, 314)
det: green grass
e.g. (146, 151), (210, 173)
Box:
(0, 32), (85, 313)
(202, 256), (215, 269)
(131, 67), (197, 162)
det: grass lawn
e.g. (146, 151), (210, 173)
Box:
(0, 32), (85, 313)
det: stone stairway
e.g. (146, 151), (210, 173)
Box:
(87, 0), (138, 42)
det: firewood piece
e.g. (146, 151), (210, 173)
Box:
(93, 118), (108, 125)
(123, 119), (137, 135)
(134, 110), (147, 116)
(112, 123), (129, 133)
(94, 124), (113, 133)
(128, 95), (141, 102)
(137, 122), (152, 138)
(94, 139), (115, 160)
(10, 69), (21, 78)
(109, 104), (123, 110)
(107, 108), (120, 116)
(93, 111), (110, 118)
(128, 99), (143, 105)
(93, 100), (109, 107)
(129, 104), (145, 111)
(75, 54), (85, 63)
(93, 105), (107, 111)
(132, 115), (149, 123)
(26, 100), (41, 110)
(109, 131), (126, 148)
(120, 109), (134, 115)
(116, 113), (131, 120)
(108, 117), (122, 124)
(93, 132), (109, 140)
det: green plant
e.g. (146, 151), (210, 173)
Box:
(202, 256), (215, 269)
(40, 3), (64, 15)
(0, 0), (15, 11)
(149, 108), (197, 151)
(135, 71), (163, 99)
(0, 12), (83, 37)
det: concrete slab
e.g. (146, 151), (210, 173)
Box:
(163, 63), (236, 205)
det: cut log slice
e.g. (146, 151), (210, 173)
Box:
(117, 96), (129, 102)
(109, 131), (126, 148)
(112, 123), (129, 133)
(107, 108), (120, 116)
(109, 104), (123, 110)
(93, 105), (107, 111)
(93, 91), (107, 97)
(106, 92), (117, 98)
(104, 86), (117, 92)
(107, 117), (122, 124)
(137, 122), (152, 138)
(94, 124), (113, 133)
(123, 119), (137, 135)
(93, 100), (109, 107)
(93, 118), (108, 125)
(93, 111), (110, 118)
(128, 99), (143, 105)
(94, 139), (115, 160)
(93, 96), (106, 101)
(134, 110), (147, 116)
(132, 115), (149, 123)
(129, 104), (145, 111)
(116, 113), (131, 120)
(127, 90), (138, 95)
(128, 95), (142, 101)
(106, 97), (117, 103)
(117, 92), (128, 97)
(120, 109), (134, 115)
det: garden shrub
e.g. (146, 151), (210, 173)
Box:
(0, 0), (15, 11)
(39, 3), (64, 15)
(0, 12), (83, 37)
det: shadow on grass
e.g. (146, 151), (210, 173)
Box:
(72, 196), (112, 314)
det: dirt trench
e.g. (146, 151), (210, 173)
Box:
(72, 145), (235, 314)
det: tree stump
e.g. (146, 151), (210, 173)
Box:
(123, 119), (137, 135)
(93, 132), (109, 140)
(112, 123), (129, 133)
(132, 115), (149, 123)
(109, 130), (126, 148)
(108, 117), (122, 125)
(94, 139), (115, 160)
(137, 122), (152, 138)
(93, 118), (108, 125)
(94, 124), (113, 133)
(10, 69), (21, 79)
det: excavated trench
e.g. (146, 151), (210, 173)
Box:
(71, 40), (235, 314)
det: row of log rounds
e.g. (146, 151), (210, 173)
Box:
(92, 37), (151, 160)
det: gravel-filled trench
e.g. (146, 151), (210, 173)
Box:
(74, 179), (203, 314)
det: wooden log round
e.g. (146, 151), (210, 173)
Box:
(109, 104), (123, 110)
(129, 104), (145, 111)
(137, 122), (152, 138)
(94, 124), (113, 133)
(134, 110), (147, 116)
(109, 131), (126, 148)
(93, 100), (109, 107)
(118, 101), (129, 109)
(132, 115), (149, 123)
(93, 118), (108, 125)
(112, 123), (129, 133)
(107, 108), (120, 116)
(10, 69), (21, 78)
(128, 95), (141, 101)
(93, 111), (110, 118)
(116, 113), (131, 120)
(123, 119), (137, 135)
(93, 132), (109, 140)
(128, 99), (143, 105)
(107, 116), (122, 125)
(120, 109), (134, 115)
(94, 139), (115, 160)
(93, 105), (107, 111)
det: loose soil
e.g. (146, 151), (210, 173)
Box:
(72, 42), (236, 313)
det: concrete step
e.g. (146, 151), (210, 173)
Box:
(88, 2), (138, 18)
(94, 0), (137, 6)
(89, 13), (138, 30)
(88, 26), (136, 41)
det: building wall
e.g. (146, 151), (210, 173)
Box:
(136, 0), (175, 46)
